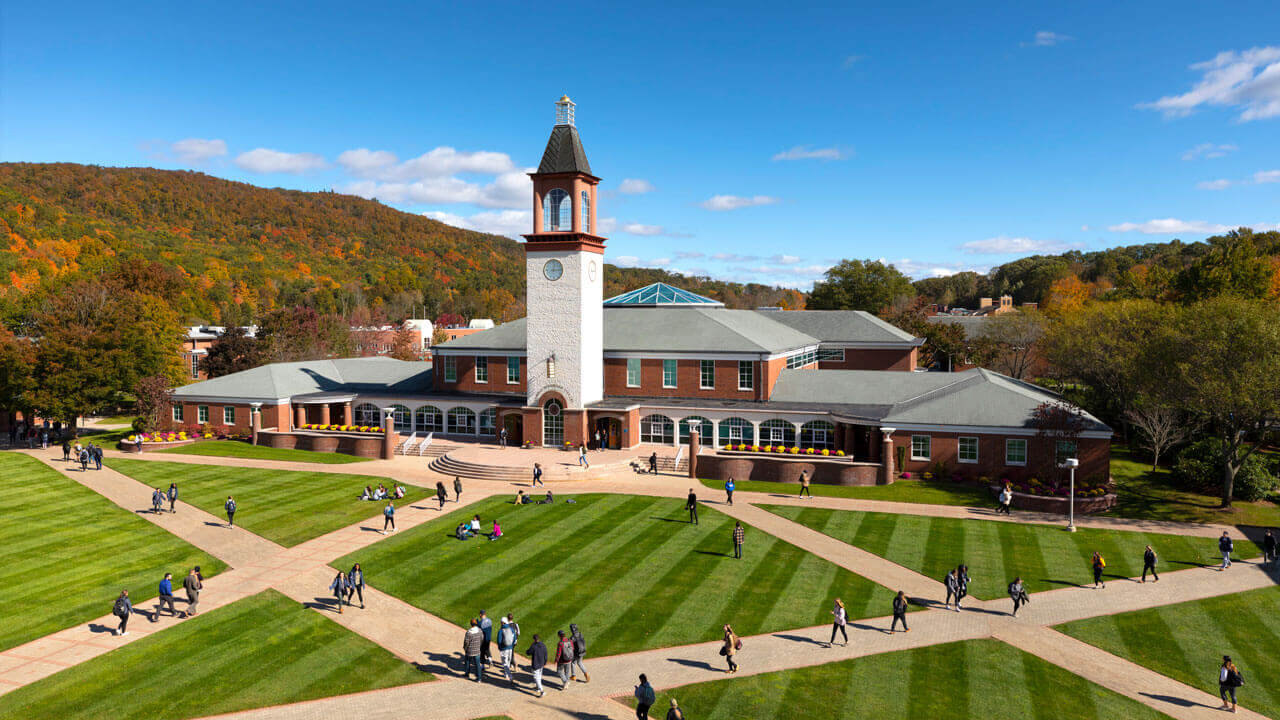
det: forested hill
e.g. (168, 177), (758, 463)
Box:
(0, 163), (800, 325)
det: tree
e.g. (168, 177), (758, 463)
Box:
(880, 300), (968, 370)
(133, 375), (172, 432)
(978, 310), (1045, 379)
(1043, 275), (1092, 316)
(0, 324), (34, 416)
(1031, 400), (1090, 485)
(389, 323), (420, 361)
(201, 326), (264, 378)
(257, 307), (354, 362)
(1174, 229), (1273, 301)
(1124, 404), (1195, 469)
(1150, 298), (1280, 507)
(808, 259), (915, 313)
(431, 326), (451, 347)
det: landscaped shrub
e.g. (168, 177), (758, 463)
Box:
(1172, 438), (1277, 502)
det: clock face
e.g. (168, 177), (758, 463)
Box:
(543, 259), (564, 281)
(588, 260), (597, 281)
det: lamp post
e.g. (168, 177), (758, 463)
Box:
(1061, 457), (1079, 532)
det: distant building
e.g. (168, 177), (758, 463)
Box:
(181, 326), (257, 382)
(353, 319), (433, 359)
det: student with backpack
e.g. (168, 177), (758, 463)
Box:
(112, 590), (132, 636)
(554, 629), (575, 688)
(224, 496), (236, 527)
(1008, 577), (1028, 617)
(1092, 551), (1106, 588)
(955, 564), (971, 609)
(891, 590), (910, 632)
(453, 476), (463, 502)
(151, 488), (164, 514)
(532, 463), (544, 487)
(167, 483), (178, 513)
(478, 610), (493, 668)
(665, 699), (685, 720)
(381, 501), (396, 534)
(436, 481), (447, 510)
(943, 569), (960, 611)
(1219, 655), (1244, 713)
(497, 614), (520, 683)
(569, 623), (590, 682)
(1219, 532), (1234, 570)
(634, 673), (656, 719)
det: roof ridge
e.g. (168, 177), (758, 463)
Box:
(707, 308), (820, 351)
(890, 371), (979, 411)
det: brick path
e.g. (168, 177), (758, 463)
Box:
(1, 446), (1273, 720)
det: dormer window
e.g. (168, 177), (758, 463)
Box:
(544, 188), (571, 231)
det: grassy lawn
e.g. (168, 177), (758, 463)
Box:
(0, 590), (429, 720)
(335, 494), (899, 657)
(762, 504), (1258, 599)
(92, 415), (137, 425)
(625, 638), (1169, 719)
(1108, 446), (1280, 528)
(156, 439), (372, 464)
(700, 477), (991, 506)
(107, 458), (428, 547)
(0, 452), (226, 652)
(1057, 585), (1280, 718)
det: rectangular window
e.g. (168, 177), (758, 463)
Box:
(626, 358), (641, 387)
(911, 435), (931, 461)
(547, 356), (555, 378)
(958, 436), (979, 463)
(785, 348), (818, 369)
(1006, 439), (1028, 466)
(738, 360), (754, 390)
(700, 359), (715, 389)
(444, 356), (457, 382)
(662, 359), (677, 388)
(1056, 440), (1078, 465)
(190, 354), (200, 379)
(818, 348), (845, 362)
(475, 356), (488, 383)
(223, 406), (236, 425)
(197, 405), (209, 423)
(507, 356), (520, 384)
(172, 404), (184, 422)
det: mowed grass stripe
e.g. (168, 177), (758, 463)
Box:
(157, 440), (371, 464)
(0, 452), (225, 652)
(631, 639), (1169, 719)
(763, 504), (1259, 599)
(338, 494), (895, 657)
(1057, 585), (1280, 718)
(108, 458), (428, 547)
(0, 590), (427, 720)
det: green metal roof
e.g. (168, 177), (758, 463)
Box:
(603, 282), (724, 307)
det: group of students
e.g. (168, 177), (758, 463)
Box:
(150, 483), (179, 514)
(455, 514), (502, 541)
(63, 440), (103, 471)
(358, 483), (405, 502)
(461, 612), (589, 698)
(327, 563), (366, 612)
(111, 566), (203, 636)
(435, 477), (465, 509)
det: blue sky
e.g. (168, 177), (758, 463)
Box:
(4, 1), (1279, 288)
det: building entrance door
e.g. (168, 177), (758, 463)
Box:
(594, 417), (621, 450)
(503, 414), (523, 446)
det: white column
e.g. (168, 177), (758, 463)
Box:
(711, 420), (720, 448)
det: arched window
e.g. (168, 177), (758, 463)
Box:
(640, 414), (675, 444)
(718, 417), (754, 446)
(414, 405), (443, 433)
(581, 190), (590, 233)
(354, 403), (380, 427)
(543, 399), (564, 446)
(678, 416), (713, 445)
(479, 408), (496, 434)
(447, 407), (477, 435)
(760, 419), (796, 447)
(800, 420), (836, 450)
(390, 404), (411, 430)
(543, 189), (571, 231)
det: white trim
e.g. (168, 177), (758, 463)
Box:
(819, 341), (921, 350)
(910, 434), (931, 461)
(1005, 438), (1028, 466)
(435, 349), (526, 357)
(957, 435), (979, 463)
(605, 351), (765, 361)
(171, 395), (290, 405)
(662, 359), (677, 389)
(886, 422), (1112, 439)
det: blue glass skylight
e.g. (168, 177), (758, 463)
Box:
(603, 282), (724, 307)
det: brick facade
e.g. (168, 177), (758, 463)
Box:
(434, 354), (526, 395)
(888, 431), (1109, 484)
(819, 347), (917, 372)
(602, 358), (761, 400)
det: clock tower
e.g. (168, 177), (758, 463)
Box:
(523, 96), (605, 444)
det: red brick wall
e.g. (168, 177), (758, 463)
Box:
(435, 354), (526, 394)
(818, 347), (917, 372)
(697, 454), (881, 486)
(762, 357), (785, 400)
(888, 431), (1109, 483)
(602, 359), (761, 400)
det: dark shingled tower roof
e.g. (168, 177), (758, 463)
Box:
(538, 124), (592, 175)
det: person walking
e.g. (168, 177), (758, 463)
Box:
(686, 488), (699, 525)
(569, 623), (590, 682)
(182, 567), (202, 616)
(956, 564), (971, 609)
(224, 496), (236, 527)
(579, 444), (589, 468)
(453, 476), (463, 502)
(329, 571), (348, 613)
(436, 481), (448, 510)
(62, 439), (71, 462)
(79, 446), (89, 471)
(497, 614), (519, 684)
(463, 619), (484, 682)
(1008, 577), (1027, 617)
(997, 483), (1013, 514)
(381, 501), (396, 534)
(828, 598), (848, 647)
(732, 521), (745, 559)
(347, 563), (365, 608)
(92, 443), (103, 470)
(798, 471), (811, 498)
(721, 623), (739, 673)
(478, 610), (494, 668)
(649, 452), (659, 474)
(156, 572), (182, 619)
(167, 483), (178, 513)
(665, 699), (684, 720)
(151, 488), (164, 514)
(1265, 530), (1277, 565)
(724, 477), (735, 506)
(532, 463), (544, 487)
(1219, 531), (1234, 570)
(594, 429), (603, 451)
(1142, 545), (1159, 582)
(1091, 551), (1106, 588)
(499, 426), (508, 448)
(891, 590), (910, 632)
(1219, 656), (1243, 713)
(634, 674), (656, 719)
(528, 633), (548, 697)
(943, 569), (960, 611)
(112, 589), (132, 636)
(554, 629), (575, 689)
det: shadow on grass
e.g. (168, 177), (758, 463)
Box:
(648, 516), (691, 524)
(693, 550), (732, 558)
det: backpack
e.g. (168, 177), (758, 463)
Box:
(1231, 669), (1245, 687)
(572, 633), (586, 656)
(113, 597), (128, 617)
(734, 636), (743, 650)
(560, 639), (575, 662)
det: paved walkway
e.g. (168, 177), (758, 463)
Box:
(1, 446), (1273, 720)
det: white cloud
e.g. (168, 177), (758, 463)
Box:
(1254, 169), (1280, 184)
(235, 148), (327, 174)
(700, 194), (778, 211)
(1194, 169), (1280, 190)
(959, 236), (1075, 255)
(171, 138), (227, 164)
(1140, 46), (1280, 121)
(770, 254), (803, 265)
(617, 178), (656, 194)
(675, 251), (705, 260)
(422, 209), (530, 239)
(1025, 31), (1071, 47)
(1107, 218), (1232, 234)
(1181, 142), (1237, 160)
(596, 217), (618, 234)
(711, 252), (763, 262)
(1197, 179), (1234, 190)
(337, 146), (515, 181)
(842, 55), (863, 69)
(887, 258), (992, 279)
(612, 255), (640, 268)
(771, 146), (847, 161)
(620, 223), (666, 236)
(343, 168), (532, 209)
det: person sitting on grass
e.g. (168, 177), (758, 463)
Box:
(489, 519), (503, 541)
(360, 485), (373, 501)
(373, 484), (387, 501)
(515, 489), (526, 505)
(456, 522), (474, 540)
(470, 515), (482, 536)
(543, 490), (554, 504)
(393, 484), (406, 499)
